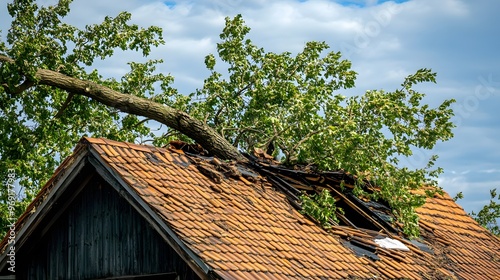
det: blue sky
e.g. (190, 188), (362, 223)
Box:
(1, 0), (499, 216)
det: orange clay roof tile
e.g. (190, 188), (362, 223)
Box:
(162, 151), (176, 163)
(97, 144), (113, 157)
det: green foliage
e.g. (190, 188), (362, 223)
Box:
(190, 15), (455, 237)
(0, 2), (457, 238)
(453, 191), (464, 201)
(190, 15), (357, 153)
(0, 0), (166, 236)
(300, 189), (342, 229)
(470, 189), (500, 236)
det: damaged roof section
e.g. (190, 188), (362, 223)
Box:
(247, 155), (401, 234)
(110, 138), (499, 279)
(3, 137), (500, 279)
(174, 144), (431, 263)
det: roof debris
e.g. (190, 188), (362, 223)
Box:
(374, 237), (410, 251)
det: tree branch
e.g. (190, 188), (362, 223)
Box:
(0, 55), (14, 63)
(286, 128), (329, 163)
(54, 93), (74, 118)
(0, 54), (35, 95)
(0, 54), (246, 162)
(219, 126), (261, 147)
(132, 117), (152, 128)
(0, 55), (35, 95)
(213, 83), (252, 127)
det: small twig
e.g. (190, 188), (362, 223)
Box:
(140, 138), (156, 144)
(203, 113), (209, 125)
(2, 79), (35, 96)
(260, 125), (280, 153)
(214, 83), (252, 127)
(213, 105), (225, 127)
(131, 117), (151, 129)
(54, 93), (75, 118)
(158, 130), (182, 147)
(228, 126), (261, 146)
(287, 128), (330, 161)
(275, 138), (290, 161)
(261, 123), (293, 150)
(235, 83), (251, 97)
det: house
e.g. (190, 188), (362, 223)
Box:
(1, 137), (499, 279)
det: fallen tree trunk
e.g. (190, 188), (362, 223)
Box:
(0, 55), (246, 162)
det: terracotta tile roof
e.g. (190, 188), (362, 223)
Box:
(417, 191), (500, 279)
(3, 137), (500, 279)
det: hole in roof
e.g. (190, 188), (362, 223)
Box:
(341, 239), (380, 261)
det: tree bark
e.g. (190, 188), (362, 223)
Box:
(0, 55), (246, 161)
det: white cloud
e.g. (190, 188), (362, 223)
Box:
(441, 0), (469, 17)
(481, 169), (500, 174)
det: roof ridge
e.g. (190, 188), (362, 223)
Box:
(82, 136), (172, 153)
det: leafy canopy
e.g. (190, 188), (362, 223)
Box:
(470, 188), (500, 236)
(0, 1), (455, 237)
(190, 15), (455, 236)
(1, 0), (171, 231)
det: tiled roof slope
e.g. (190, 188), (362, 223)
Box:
(417, 192), (500, 280)
(5, 137), (500, 279)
